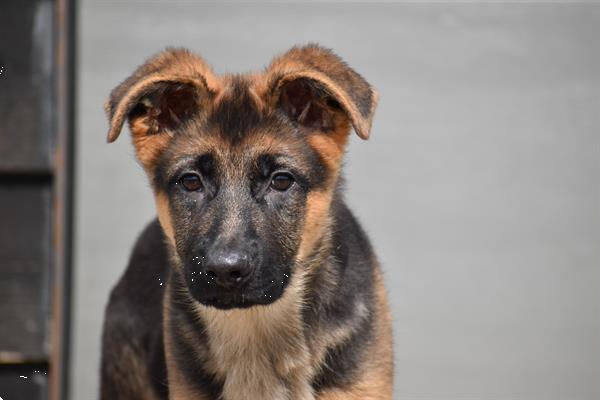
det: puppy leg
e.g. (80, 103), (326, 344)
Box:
(100, 329), (160, 400)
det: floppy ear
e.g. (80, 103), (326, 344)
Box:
(265, 44), (378, 140)
(105, 48), (219, 166)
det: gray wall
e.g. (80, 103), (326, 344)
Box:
(74, 3), (600, 399)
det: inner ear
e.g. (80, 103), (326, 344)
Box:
(278, 78), (342, 132)
(129, 82), (199, 135)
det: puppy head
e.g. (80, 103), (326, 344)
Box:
(106, 45), (377, 309)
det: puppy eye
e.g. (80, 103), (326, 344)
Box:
(179, 173), (202, 191)
(270, 173), (294, 191)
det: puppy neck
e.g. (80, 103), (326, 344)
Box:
(165, 265), (314, 400)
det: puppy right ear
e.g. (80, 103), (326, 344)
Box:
(105, 48), (220, 167)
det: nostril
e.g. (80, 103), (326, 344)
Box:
(229, 270), (243, 283)
(206, 270), (217, 278)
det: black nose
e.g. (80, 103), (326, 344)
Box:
(204, 249), (253, 289)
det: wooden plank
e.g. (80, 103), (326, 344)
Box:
(0, 182), (51, 361)
(0, 0), (55, 173)
(49, 0), (76, 398)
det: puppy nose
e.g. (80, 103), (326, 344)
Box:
(204, 250), (253, 289)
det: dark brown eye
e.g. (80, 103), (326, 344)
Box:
(270, 173), (294, 191)
(179, 173), (202, 191)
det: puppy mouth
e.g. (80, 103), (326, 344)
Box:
(195, 290), (282, 309)
(200, 292), (263, 309)
(186, 273), (288, 310)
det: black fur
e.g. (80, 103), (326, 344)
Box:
(100, 221), (169, 399)
(309, 200), (376, 391)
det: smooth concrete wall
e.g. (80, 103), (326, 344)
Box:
(74, 3), (600, 399)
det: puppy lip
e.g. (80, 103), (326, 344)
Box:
(196, 294), (271, 310)
(191, 285), (285, 310)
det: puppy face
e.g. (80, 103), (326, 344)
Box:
(106, 46), (377, 309)
(153, 83), (329, 308)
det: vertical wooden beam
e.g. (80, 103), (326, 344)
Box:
(50, 0), (75, 398)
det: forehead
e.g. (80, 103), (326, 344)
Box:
(207, 74), (266, 142)
(158, 75), (320, 175)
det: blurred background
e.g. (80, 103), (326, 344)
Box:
(1, 1), (599, 400)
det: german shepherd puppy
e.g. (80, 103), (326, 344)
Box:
(100, 45), (393, 400)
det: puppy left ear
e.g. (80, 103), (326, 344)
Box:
(265, 44), (378, 140)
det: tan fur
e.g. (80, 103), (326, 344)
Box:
(155, 193), (175, 246)
(129, 116), (173, 171)
(297, 120), (350, 263)
(296, 190), (334, 263)
(247, 73), (269, 115)
(306, 127), (347, 173)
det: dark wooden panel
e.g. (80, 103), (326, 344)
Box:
(0, 364), (48, 400)
(0, 0), (55, 173)
(0, 182), (51, 360)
